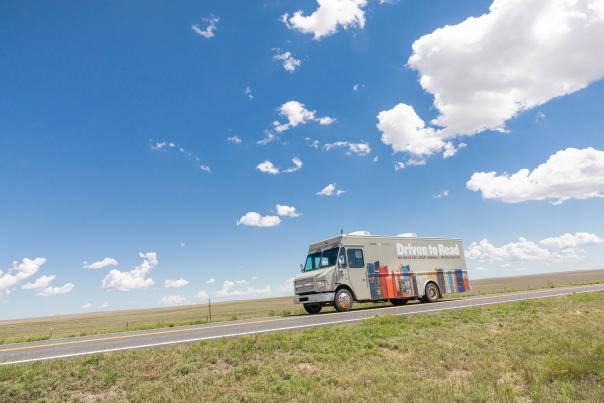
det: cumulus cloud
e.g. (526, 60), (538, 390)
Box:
(467, 147), (604, 204)
(316, 183), (345, 196)
(323, 141), (371, 156)
(0, 257), (46, 296)
(205, 278), (216, 284)
(378, 0), (604, 159)
(82, 302), (92, 309)
(273, 49), (302, 73)
(22, 275), (56, 290)
(192, 15), (219, 39)
(161, 295), (187, 306)
(539, 232), (603, 250)
(256, 157), (303, 175)
(102, 252), (157, 291)
(282, 0), (368, 40)
(215, 280), (272, 298)
(195, 290), (209, 300)
(259, 101), (334, 144)
(38, 282), (74, 297)
(164, 278), (189, 288)
(275, 204), (301, 217)
(466, 232), (602, 263)
(82, 257), (118, 270)
(237, 212), (281, 227)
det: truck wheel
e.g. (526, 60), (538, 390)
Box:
(303, 303), (322, 314)
(334, 288), (353, 312)
(423, 282), (440, 303)
(389, 299), (408, 306)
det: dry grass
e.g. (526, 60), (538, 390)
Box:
(1, 269), (603, 344)
(1, 291), (603, 402)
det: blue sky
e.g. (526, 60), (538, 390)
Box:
(2, 0), (604, 319)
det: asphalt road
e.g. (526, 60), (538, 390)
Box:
(1, 283), (603, 365)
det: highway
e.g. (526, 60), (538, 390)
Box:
(1, 283), (603, 365)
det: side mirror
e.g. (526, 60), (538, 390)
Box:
(338, 254), (346, 267)
(299, 264), (304, 272)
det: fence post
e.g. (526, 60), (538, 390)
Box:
(208, 298), (212, 322)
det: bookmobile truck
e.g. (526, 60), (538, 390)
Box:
(294, 233), (470, 314)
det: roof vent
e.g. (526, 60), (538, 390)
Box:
(398, 233), (418, 237)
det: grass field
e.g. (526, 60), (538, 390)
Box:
(1, 269), (604, 344)
(1, 290), (603, 401)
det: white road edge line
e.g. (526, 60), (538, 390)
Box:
(1, 286), (601, 366)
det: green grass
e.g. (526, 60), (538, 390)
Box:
(2, 291), (604, 402)
(1, 269), (604, 345)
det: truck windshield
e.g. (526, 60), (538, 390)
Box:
(304, 247), (339, 271)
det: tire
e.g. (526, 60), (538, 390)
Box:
(303, 303), (322, 314)
(423, 282), (440, 303)
(333, 288), (354, 312)
(389, 298), (408, 306)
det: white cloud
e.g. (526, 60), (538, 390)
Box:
(323, 141), (371, 156)
(215, 280), (272, 298)
(467, 147), (604, 204)
(0, 257), (46, 296)
(22, 275), (56, 290)
(82, 302), (92, 309)
(433, 190), (449, 199)
(281, 276), (295, 293)
(205, 278), (216, 284)
(235, 280), (248, 285)
(244, 86), (253, 100)
(539, 232), (603, 249)
(161, 295), (187, 306)
(273, 49), (302, 73)
(192, 15), (219, 39)
(316, 183), (345, 196)
(398, 233), (418, 238)
(282, 0), (368, 40)
(164, 278), (189, 288)
(466, 232), (602, 263)
(38, 282), (74, 297)
(82, 257), (118, 270)
(394, 162), (405, 171)
(99, 301), (109, 308)
(237, 212), (281, 227)
(259, 101), (334, 143)
(195, 290), (209, 300)
(101, 252), (157, 291)
(378, 0), (604, 159)
(227, 136), (242, 144)
(150, 141), (211, 173)
(276, 204), (301, 217)
(377, 103), (449, 157)
(256, 157), (303, 175)
(353, 83), (364, 91)
(406, 157), (426, 167)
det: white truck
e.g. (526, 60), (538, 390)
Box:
(294, 233), (470, 314)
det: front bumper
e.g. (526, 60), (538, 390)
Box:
(294, 292), (335, 304)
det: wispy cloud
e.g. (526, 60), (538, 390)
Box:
(192, 15), (219, 39)
(273, 49), (302, 73)
(256, 157), (302, 175)
(150, 141), (211, 173)
(82, 257), (118, 270)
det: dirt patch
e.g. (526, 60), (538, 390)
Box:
(213, 360), (234, 374)
(296, 363), (319, 373)
(71, 390), (120, 402)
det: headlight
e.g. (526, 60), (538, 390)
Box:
(317, 280), (327, 289)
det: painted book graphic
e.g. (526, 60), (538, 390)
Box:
(366, 263), (470, 299)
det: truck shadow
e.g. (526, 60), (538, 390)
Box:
(285, 298), (455, 317)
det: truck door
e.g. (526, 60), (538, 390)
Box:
(346, 248), (370, 300)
